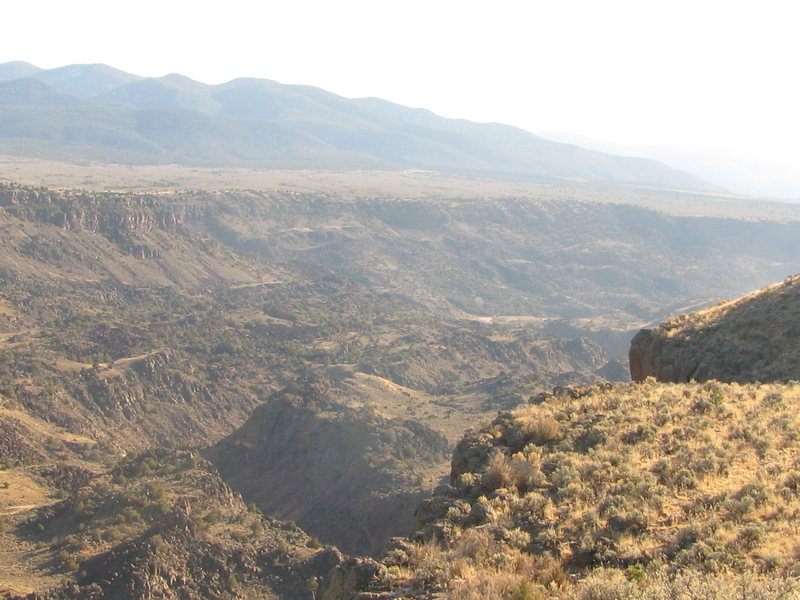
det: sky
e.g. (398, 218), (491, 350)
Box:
(3, 0), (800, 194)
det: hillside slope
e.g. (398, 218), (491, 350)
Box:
(0, 178), (626, 596)
(0, 62), (716, 189)
(326, 276), (800, 599)
(336, 380), (800, 599)
(0, 180), (617, 447)
(4, 178), (800, 370)
(207, 377), (451, 557)
(0, 449), (339, 599)
(629, 275), (800, 382)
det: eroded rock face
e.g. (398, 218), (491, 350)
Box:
(628, 328), (662, 382)
(629, 327), (706, 383)
(450, 432), (495, 482)
(321, 557), (385, 600)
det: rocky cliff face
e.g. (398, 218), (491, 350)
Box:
(628, 328), (668, 382)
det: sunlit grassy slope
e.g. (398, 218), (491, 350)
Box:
(355, 380), (800, 599)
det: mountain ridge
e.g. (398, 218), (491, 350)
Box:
(0, 61), (718, 190)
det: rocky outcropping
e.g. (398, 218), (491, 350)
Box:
(629, 276), (800, 383)
(628, 328), (668, 382)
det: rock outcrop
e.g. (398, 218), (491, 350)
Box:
(629, 275), (800, 383)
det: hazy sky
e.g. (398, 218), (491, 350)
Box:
(4, 0), (799, 174)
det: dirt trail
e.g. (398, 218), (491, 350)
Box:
(0, 504), (39, 516)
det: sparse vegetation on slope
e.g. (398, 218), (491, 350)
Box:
(0, 182), (620, 455)
(3, 176), (800, 598)
(1, 449), (341, 599)
(342, 380), (800, 598)
(0, 178), (627, 595)
(630, 275), (800, 383)
(183, 189), (800, 323)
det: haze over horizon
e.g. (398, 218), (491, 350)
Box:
(4, 0), (799, 197)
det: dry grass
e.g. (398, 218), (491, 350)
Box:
(376, 380), (800, 599)
(0, 470), (51, 515)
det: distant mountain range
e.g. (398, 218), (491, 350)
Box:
(0, 61), (717, 190)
